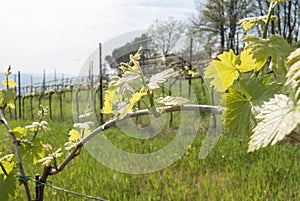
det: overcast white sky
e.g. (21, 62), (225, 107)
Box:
(0, 0), (195, 76)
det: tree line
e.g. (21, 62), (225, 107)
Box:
(191, 0), (300, 54)
(105, 0), (300, 70)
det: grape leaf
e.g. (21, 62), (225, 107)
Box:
(20, 139), (45, 164)
(103, 64), (144, 115)
(10, 127), (27, 140)
(2, 80), (17, 88)
(223, 78), (281, 135)
(204, 49), (256, 92)
(239, 48), (258, 72)
(156, 96), (189, 106)
(0, 153), (16, 201)
(103, 88), (117, 114)
(223, 88), (255, 135)
(3, 65), (12, 77)
(0, 173), (17, 201)
(119, 91), (147, 119)
(243, 34), (292, 80)
(38, 148), (63, 166)
(147, 69), (177, 90)
(238, 15), (277, 32)
(68, 129), (80, 142)
(0, 154), (14, 179)
(0, 88), (16, 109)
(248, 94), (300, 152)
(285, 48), (300, 101)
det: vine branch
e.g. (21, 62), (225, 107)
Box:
(47, 104), (224, 175)
(262, 1), (278, 39)
(0, 110), (32, 201)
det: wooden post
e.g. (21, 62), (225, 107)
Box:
(18, 71), (21, 119)
(99, 43), (104, 123)
(35, 174), (41, 200)
(188, 37), (193, 98)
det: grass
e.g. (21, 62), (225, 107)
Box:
(1, 116), (300, 200)
(1, 80), (300, 200)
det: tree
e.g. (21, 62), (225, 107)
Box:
(148, 17), (186, 56)
(104, 33), (152, 76)
(273, 0), (300, 43)
(191, 0), (256, 53)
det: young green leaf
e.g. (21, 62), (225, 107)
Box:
(10, 127), (27, 140)
(68, 129), (81, 142)
(223, 88), (255, 136)
(204, 49), (256, 92)
(156, 96), (189, 106)
(147, 69), (177, 90)
(205, 50), (239, 92)
(239, 48), (258, 72)
(119, 91), (147, 119)
(2, 80), (17, 88)
(0, 155), (16, 201)
(285, 48), (300, 101)
(3, 65), (12, 77)
(223, 78), (281, 135)
(103, 88), (116, 114)
(38, 148), (63, 166)
(238, 15), (277, 32)
(0, 154), (15, 179)
(0, 88), (16, 109)
(243, 34), (292, 79)
(248, 94), (300, 152)
(20, 139), (45, 164)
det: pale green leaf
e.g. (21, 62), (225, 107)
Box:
(2, 80), (17, 88)
(204, 49), (256, 92)
(109, 71), (143, 99)
(0, 154), (15, 179)
(147, 69), (177, 90)
(38, 148), (63, 166)
(285, 48), (300, 100)
(223, 78), (281, 135)
(205, 50), (239, 92)
(120, 71), (144, 98)
(243, 34), (292, 79)
(239, 48), (258, 72)
(103, 88), (116, 114)
(0, 88), (16, 108)
(52, 148), (63, 158)
(248, 94), (300, 152)
(156, 96), (189, 106)
(10, 127), (27, 140)
(20, 139), (45, 164)
(7, 101), (15, 109)
(64, 142), (76, 151)
(68, 129), (80, 142)
(119, 91), (147, 119)
(238, 15), (277, 32)
(0, 154), (14, 163)
(37, 156), (53, 165)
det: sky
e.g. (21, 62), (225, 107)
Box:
(0, 0), (196, 76)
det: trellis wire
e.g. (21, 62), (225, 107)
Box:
(29, 178), (108, 201)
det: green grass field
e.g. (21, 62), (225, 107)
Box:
(2, 115), (300, 200)
(1, 81), (300, 200)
